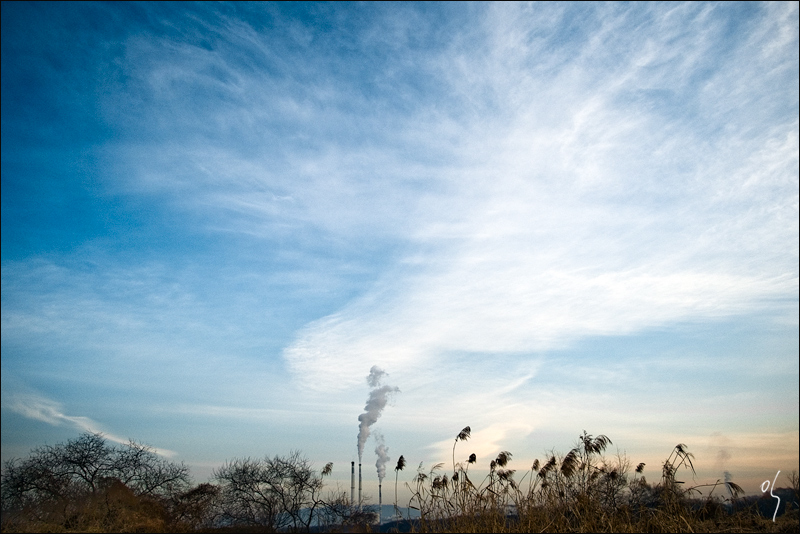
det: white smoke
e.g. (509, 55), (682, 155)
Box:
(374, 432), (390, 482)
(367, 366), (387, 388)
(357, 366), (399, 461)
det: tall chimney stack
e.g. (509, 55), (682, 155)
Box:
(358, 463), (362, 511)
(378, 483), (382, 525)
(350, 462), (355, 507)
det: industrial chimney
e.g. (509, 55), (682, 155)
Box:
(358, 463), (362, 511)
(350, 462), (355, 507)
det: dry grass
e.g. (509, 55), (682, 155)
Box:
(393, 431), (798, 534)
(2, 430), (798, 533)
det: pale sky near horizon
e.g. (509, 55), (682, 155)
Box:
(2, 1), (798, 500)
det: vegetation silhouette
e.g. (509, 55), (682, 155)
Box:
(1, 430), (798, 533)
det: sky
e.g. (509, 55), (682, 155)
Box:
(2, 1), (798, 501)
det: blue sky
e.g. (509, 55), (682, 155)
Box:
(2, 2), (798, 499)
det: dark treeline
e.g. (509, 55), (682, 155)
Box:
(1, 430), (798, 533)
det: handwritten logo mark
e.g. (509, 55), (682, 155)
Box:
(760, 471), (781, 522)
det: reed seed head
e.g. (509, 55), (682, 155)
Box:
(560, 449), (579, 478)
(322, 462), (333, 476)
(726, 480), (744, 498)
(497, 469), (516, 482)
(495, 451), (512, 468)
(593, 434), (612, 453)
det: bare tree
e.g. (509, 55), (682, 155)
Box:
(214, 457), (282, 529)
(168, 482), (220, 530)
(213, 450), (331, 532)
(1, 432), (191, 530)
(111, 438), (191, 499)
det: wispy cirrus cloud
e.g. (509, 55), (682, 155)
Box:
(281, 2), (798, 393)
(5, 390), (176, 457)
(1, 2), (796, 489)
(11, 0), (793, 422)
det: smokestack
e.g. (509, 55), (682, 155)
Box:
(358, 463), (362, 511)
(351, 462), (355, 507)
(374, 431), (389, 525)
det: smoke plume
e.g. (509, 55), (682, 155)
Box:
(374, 432), (390, 482)
(367, 366), (387, 388)
(357, 365), (399, 461)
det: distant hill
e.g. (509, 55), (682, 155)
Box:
(730, 488), (800, 519)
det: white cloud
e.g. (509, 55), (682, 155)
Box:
(283, 12), (796, 386)
(6, 391), (176, 457)
(273, 8), (799, 471)
(2, 2), (796, 476)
